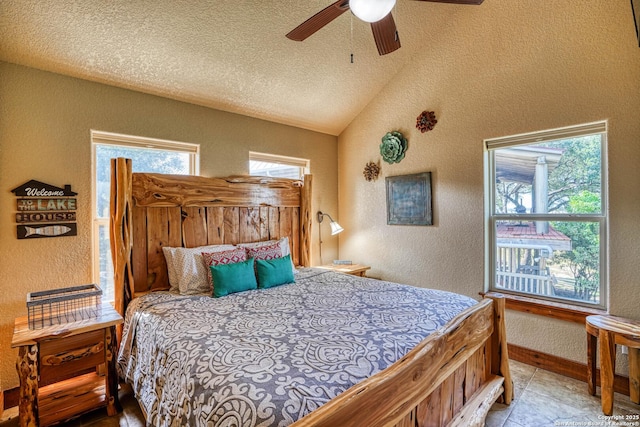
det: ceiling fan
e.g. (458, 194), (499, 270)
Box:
(286, 0), (484, 56)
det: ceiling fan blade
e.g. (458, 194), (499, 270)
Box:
(286, 0), (350, 41)
(413, 0), (484, 4)
(371, 13), (401, 56)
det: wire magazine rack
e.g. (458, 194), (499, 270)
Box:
(27, 284), (102, 329)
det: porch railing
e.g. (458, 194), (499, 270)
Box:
(495, 270), (556, 296)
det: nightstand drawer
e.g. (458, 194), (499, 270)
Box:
(40, 329), (105, 386)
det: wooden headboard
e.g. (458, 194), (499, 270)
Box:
(109, 157), (312, 317)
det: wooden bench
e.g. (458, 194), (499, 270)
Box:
(586, 315), (640, 415)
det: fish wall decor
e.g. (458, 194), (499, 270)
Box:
(17, 223), (77, 239)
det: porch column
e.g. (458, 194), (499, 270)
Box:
(534, 156), (549, 234)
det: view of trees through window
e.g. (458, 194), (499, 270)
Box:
(492, 133), (605, 305)
(94, 144), (193, 301)
(248, 152), (308, 180)
(249, 160), (303, 179)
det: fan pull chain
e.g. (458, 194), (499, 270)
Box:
(350, 14), (354, 63)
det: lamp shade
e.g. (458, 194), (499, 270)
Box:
(349, 0), (396, 23)
(329, 221), (344, 235)
(317, 211), (344, 236)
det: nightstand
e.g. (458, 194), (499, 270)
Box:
(318, 264), (371, 277)
(11, 304), (123, 427)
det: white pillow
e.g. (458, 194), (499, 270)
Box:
(162, 246), (180, 292)
(238, 237), (297, 274)
(162, 244), (237, 295)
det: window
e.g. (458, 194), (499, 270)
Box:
(485, 121), (607, 308)
(249, 152), (309, 180)
(92, 130), (199, 301)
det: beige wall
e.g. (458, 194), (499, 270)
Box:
(338, 0), (639, 372)
(0, 62), (338, 390)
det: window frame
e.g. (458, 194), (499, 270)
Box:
(249, 151), (310, 180)
(91, 130), (200, 301)
(484, 121), (608, 310)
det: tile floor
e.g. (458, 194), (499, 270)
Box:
(1, 360), (638, 426)
(487, 360), (639, 427)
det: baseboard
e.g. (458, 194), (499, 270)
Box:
(508, 343), (630, 396)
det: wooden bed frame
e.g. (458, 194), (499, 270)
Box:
(110, 157), (512, 427)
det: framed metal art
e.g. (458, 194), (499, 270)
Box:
(386, 172), (432, 225)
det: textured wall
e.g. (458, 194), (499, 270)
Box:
(338, 0), (640, 371)
(0, 62), (338, 390)
(0, 1), (467, 136)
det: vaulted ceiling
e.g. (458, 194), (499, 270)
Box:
(0, 1), (483, 135)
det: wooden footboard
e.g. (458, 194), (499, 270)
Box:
(292, 295), (512, 427)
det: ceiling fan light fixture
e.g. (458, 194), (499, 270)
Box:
(349, 0), (396, 23)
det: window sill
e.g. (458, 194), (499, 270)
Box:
(483, 291), (607, 324)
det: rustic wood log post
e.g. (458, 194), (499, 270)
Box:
(300, 174), (312, 267)
(110, 158), (134, 330)
(630, 347), (640, 404)
(17, 344), (38, 427)
(485, 294), (513, 404)
(105, 325), (122, 416)
(599, 329), (615, 415)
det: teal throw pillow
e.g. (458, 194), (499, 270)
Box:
(211, 258), (257, 298)
(255, 254), (295, 289)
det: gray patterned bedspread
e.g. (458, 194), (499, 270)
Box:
(117, 268), (477, 427)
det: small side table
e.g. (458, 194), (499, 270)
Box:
(318, 264), (371, 277)
(11, 304), (123, 427)
(586, 314), (640, 416)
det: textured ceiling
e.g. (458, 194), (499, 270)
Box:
(0, 1), (478, 135)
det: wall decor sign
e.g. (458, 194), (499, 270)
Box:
(11, 180), (78, 239)
(385, 172), (432, 226)
(17, 198), (77, 211)
(16, 212), (77, 223)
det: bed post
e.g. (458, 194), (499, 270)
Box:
(486, 293), (513, 404)
(300, 174), (312, 267)
(110, 157), (134, 324)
